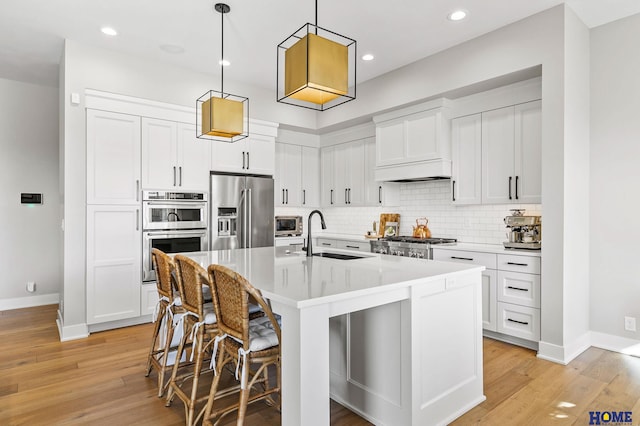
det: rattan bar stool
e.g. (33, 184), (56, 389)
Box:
(165, 254), (219, 426)
(145, 248), (186, 397)
(202, 264), (281, 426)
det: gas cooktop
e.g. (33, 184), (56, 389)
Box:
(382, 236), (457, 244)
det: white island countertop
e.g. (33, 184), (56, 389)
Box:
(182, 246), (485, 426)
(185, 246), (484, 309)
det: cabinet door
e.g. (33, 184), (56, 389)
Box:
(275, 143), (302, 206)
(482, 106), (515, 204)
(301, 146), (320, 207)
(451, 114), (482, 205)
(363, 137), (379, 205)
(177, 123), (211, 191)
(321, 147), (335, 206)
(482, 270), (498, 332)
(514, 100), (542, 203)
(333, 145), (348, 206)
(345, 140), (365, 206)
(246, 134), (275, 176)
(274, 143), (287, 205)
(86, 205), (141, 324)
(87, 110), (141, 205)
(212, 139), (245, 173)
(141, 118), (178, 189)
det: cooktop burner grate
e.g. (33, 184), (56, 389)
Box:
(382, 236), (457, 244)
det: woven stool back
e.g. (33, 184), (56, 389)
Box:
(152, 248), (174, 299)
(173, 255), (209, 318)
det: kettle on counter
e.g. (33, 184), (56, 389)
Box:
(412, 217), (431, 239)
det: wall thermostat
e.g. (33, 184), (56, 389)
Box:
(21, 193), (43, 204)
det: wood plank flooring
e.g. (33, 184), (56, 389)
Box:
(1, 305), (639, 425)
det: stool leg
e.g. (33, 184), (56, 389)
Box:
(186, 327), (205, 426)
(157, 313), (175, 397)
(202, 340), (227, 426)
(146, 303), (165, 376)
(165, 319), (189, 407)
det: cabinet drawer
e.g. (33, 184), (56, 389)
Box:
(497, 271), (540, 308)
(317, 238), (337, 248)
(432, 249), (497, 270)
(497, 254), (540, 274)
(275, 237), (305, 248)
(141, 283), (159, 317)
(337, 240), (370, 252)
(497, 302), (540, 341)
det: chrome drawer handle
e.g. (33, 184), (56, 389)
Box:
(507, 262), (528, 267)
(345, 245), (359, 249)
(321, 243), (331, 246)
(507, 286), (528, 292)
(507, 318), (529, 325)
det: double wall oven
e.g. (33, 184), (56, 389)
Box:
(142, 190), (208, 282)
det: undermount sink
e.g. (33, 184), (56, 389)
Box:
(313, 252), (366, 260)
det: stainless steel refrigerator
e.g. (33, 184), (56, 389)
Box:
(210, 173), (274, 250)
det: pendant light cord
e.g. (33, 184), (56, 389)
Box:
(314, 0), (318, 35)
(220, 4), (224, 95)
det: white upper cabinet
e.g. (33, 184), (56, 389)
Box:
(212, 134), (275, 176)
(451, 114), (483, 205)
(275, 143), (320, 207)
(321, 146), (335, 206)
(87, 110), (141, 205)
(301, 146), (320, 207)
(481, 100), (541, 204)
(141, 118), (211, 191)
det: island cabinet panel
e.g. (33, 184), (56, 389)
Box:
(329, 272), (483, 426)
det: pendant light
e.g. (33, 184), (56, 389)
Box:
(196, 3), (249, 142)
(276, 0), (356, 111)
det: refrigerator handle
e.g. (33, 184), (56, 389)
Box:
(239, 188), (247, 246)
(246, 188), (252, 248)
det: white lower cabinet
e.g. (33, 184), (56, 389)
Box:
(86, 205), (142, 324)
(141, 283), (159, 316)
(433, 248), (541, 345)
(316, 238), (337, 248)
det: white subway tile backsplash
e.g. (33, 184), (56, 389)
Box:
(275, 180), (541, 244)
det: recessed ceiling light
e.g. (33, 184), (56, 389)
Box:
(160, 44), (185, 54)
(447, 10), (467, 21)
(101, 27), (118, 36)
(219, 59), (231, 66)
(362, 54), (374, 61)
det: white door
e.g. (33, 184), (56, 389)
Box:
(451, 114), (482, 205)
(482, 270), (498, 332)
(246, 135), (275, 176)
(405, 109), (439, 161)
(177, 122), (211, 191)
(345, 140), (365, 206)
(212, 139), (245, 173)
(333, 144), (348, 206)
(141, 118), (177, 189)
(514, 100), (542, 203)
(86, 110), (141, 205)
(482, 106), (515, 204)
(321, 147), (335, 206)
(86, 205), (141, 324)
(301, 146), (320, 207)
(375, 118), (405, 167)
(284, 144), (302, 206)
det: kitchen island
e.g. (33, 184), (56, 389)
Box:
(185, 246), (485, 426)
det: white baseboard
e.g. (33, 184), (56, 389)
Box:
(0, 293), (59, 311)
(591, 331), (640, 357)
(56, 309), (89, 341)
(537, 331), (591, 365)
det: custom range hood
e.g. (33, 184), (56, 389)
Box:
(373, 98), (452, 182)
(375, 159), (451, 182)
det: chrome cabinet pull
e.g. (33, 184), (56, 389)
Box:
(173, 166), (176, 186)
(246, 152), (249, 169)
(179, 166), (182, 186)
(507, 286), (528, 292)
(378, 186), (382, 204)
(136, 209), (139, 231)
(285, 189), (288, 204)
(452, 180), (456, 202)
(346, 245), (359, 249)
(345, 188), (348, 204)
(508, 176), (512, 200)
(136, 180), (140, 201)
(507, 261), (528, 267)
(242, 152), (246, 169)
(282, 189), (285, 204)
(303, 189), (306, 205)
(330, 189), (334, 205)
(515, 175), (519, 200)
(507, 318), (529, 325)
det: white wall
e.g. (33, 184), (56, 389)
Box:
(0, 78), (59, 307)
(590, 13), (640, 341)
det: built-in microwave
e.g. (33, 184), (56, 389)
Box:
(275, 215), (303, 237)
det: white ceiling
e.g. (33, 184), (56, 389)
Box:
(1, 0), (639, 89)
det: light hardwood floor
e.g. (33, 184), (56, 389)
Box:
(1, 305), (639, 425)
